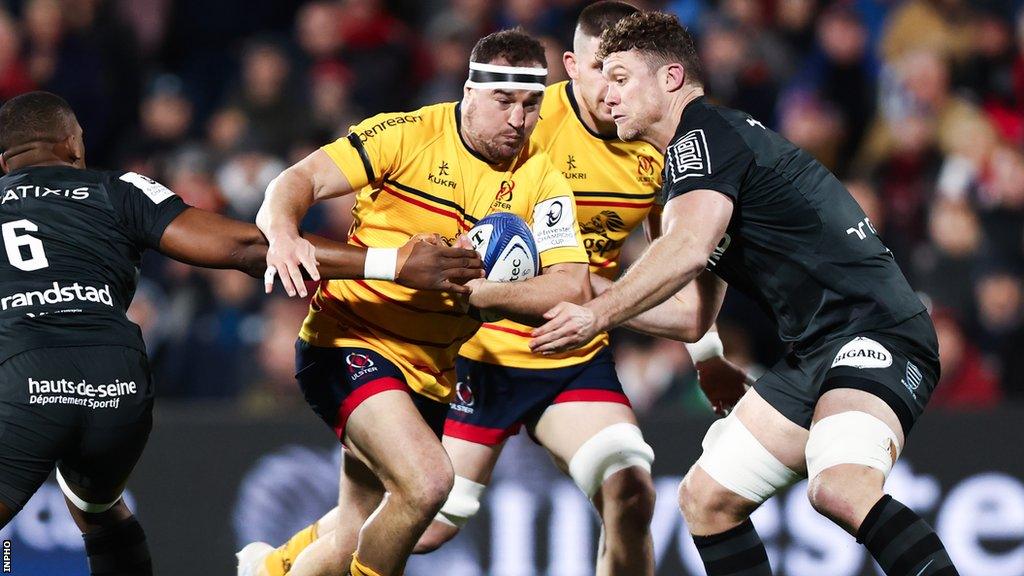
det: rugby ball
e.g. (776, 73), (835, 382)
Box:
(467, 212), (539, 282)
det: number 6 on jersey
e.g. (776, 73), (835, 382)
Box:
(2, 220), (49, 271)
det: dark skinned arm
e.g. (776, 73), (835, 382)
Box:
(157, 208), (483, 292)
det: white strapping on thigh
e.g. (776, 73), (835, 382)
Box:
(568, 422), (654, 499)
(695, 415), (801, 504)
(805, 411), (900, 481)
(56, 468), (121, 513)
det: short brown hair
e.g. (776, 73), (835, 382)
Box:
(470, 28), (545, 67)
(597, 11), (703, 85)
(577, 1), (640, 38)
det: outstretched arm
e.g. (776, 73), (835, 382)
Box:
(256, 149), (355, 297)
(530, 189), (733, 353)
(590, 257), (748, 416)
(591, 269), (725, 342)
(159, 209), (482, 292)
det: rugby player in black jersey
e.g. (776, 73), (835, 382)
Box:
(0, 91), (481, 576)
(532, 12), (958, 576)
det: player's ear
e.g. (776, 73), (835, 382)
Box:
(0, 152), (8, 174)
(663, 63), (686, 93)
(563, 51), (578, 80)
(54, 134), (82, 166)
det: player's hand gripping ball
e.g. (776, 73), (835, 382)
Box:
(465, 212), (539, 321)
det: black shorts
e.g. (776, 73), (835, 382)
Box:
(0, 345), (154, 512)
(295, 339), (448, 441)
(445, 347), (630, 446)
(756, 312), (940, 436)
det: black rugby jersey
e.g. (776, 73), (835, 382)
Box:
(0, 166), (187, 361)
(662, 97), (925, 349)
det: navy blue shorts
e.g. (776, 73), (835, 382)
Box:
(295, 340), (448, 441)
(445, 347), (630, 446)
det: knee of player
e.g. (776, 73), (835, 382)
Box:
(395, 467), (454, 516)
(677, 467), (748, 521)
(600, 467), (656, 526)
(804, 411), (898, 525)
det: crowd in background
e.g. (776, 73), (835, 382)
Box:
(1, 0), (1022, 412)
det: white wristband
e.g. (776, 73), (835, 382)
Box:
(364, 247), (398, 281)
(685, 330), (724, 364)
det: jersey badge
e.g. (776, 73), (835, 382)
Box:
(491, 180), (515, 210)
(667, 129), (711, 183)
(637, 153), (657, 183)
(532, 196), (578, 252)
(119, 172), (176, 204)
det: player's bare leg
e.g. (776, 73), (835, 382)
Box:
(341, 390), (454, 576)
(678, 389), (806, 575)
(285, 452), (384, 576)
(414, 436), (506, 553)
(808, 389), (958, 575)
(531, 402), (656, 576)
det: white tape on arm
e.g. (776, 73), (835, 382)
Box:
(56, 468), (121, 513)
(363, 247), (398, 281)
(685, 330), (725, 363)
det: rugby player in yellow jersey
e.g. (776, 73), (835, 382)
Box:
(245, 30), (590, 576)
(413, 4), (751, 575)
(250, 4), (752, 576)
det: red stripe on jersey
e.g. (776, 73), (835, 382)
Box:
(480, 323), (533, 338)
(444, 420), (521, 446)
(335, 377), (408, 439)
(349, 235), (368, 247)
(382, 186), (469, 228)
(575, 200), (655, 209)
(552, 389), (632, 406)
(353, 280), (464, 317)
(591, 259), (617, 268)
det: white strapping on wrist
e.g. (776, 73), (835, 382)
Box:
(685, 330), (724, 363)
(364, 247), (399, 281)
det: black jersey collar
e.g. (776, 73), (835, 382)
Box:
(565, 81), (617, 142)
(676, 95), (708, 135)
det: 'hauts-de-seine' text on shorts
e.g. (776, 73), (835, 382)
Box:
(28, 378), (137, 409)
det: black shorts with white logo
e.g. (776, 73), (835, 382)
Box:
(0, 345), (154, 512)
(755, 312), (940, 436)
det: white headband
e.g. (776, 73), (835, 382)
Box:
(465, 61), (547, 91)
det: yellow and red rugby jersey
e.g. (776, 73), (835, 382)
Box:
(460, 81), (664, 369)
(300, 101), (587, 402)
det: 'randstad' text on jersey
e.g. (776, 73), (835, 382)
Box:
(663, 98), (925, 349)
(0, 166), (187, 362)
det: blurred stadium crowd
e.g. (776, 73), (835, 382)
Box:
(1, 0), (1022, 412)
